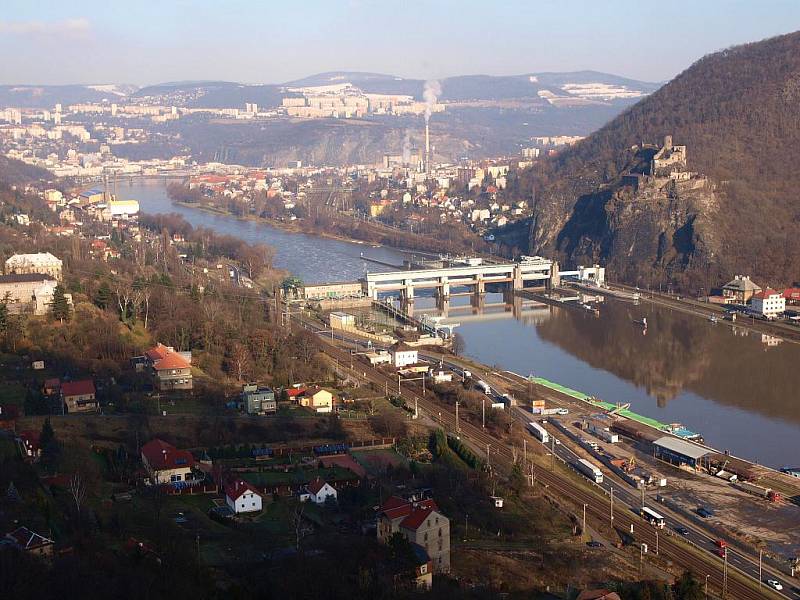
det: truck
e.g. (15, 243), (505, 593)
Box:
(575, 458), (604, 483)
(475, 380), (491, 395)
(527, 421), (549, 444)
(734, 480), (782, 502)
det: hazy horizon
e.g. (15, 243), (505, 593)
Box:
(2, 0), (799, 86)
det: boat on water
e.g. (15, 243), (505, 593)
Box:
(633, 317), (648, 328)
(709, 315), (719, 323)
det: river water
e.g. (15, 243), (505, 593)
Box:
(126, 178), (800, 468)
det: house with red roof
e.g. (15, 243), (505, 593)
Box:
(5, 526), (54, 558)
(748, 288), (785, 318)
(782, 287), (800, 304)
(60, 379), (97, 413)
(301, 477), (337, 504)
(224, 477), (263, 513)
(140, 438), (199, 485)
(144, 343), (192, 391)
(376, 495), (450, 573)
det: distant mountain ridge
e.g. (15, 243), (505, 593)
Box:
(0, 70), (654, 108)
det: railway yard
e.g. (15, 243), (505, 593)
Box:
(297, 307), (800, 599)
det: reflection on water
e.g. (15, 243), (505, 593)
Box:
(130, 179), (799, 467)
(415, 293), (800, 467)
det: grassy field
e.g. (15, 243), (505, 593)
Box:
(242, 465), (358, 487)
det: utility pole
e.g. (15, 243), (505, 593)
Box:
(639, 543), (644, 578)
(722, 547), (728, 599)
(705, 574), (709, 599)
(414, 398), (418, 420)
(655, 529), (659, 555)
(582, 503), (587, 538)
(397, 374), (401, 394)
(482, 397), (485, 428)
(550, 436), (555, 470)
(455, 401), (460, 432)
(610, 487), (614, 528)
(486, 443), (490, 470)
(523, 439), (527, 466)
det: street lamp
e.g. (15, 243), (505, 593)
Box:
(705, 574), (710, 599)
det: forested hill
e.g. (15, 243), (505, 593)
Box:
(511, 31), (800, 289)
(0, 155), (53, 186)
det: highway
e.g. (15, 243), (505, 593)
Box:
(299, 316), (795, 598)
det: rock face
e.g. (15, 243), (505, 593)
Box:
(552, 147), (722, 286)
(511, 31), (800, 289)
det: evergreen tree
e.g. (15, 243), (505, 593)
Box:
(0, 294), (8, 334)
(6, 481), (21, 503)
(40, 417), (55, 448)
(51, 284), (70, 322)
(94, 281), (112, 309)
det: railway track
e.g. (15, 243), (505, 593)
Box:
(305, 324), (782, 599)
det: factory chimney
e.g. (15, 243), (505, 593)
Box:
(425, 121), (430, 177)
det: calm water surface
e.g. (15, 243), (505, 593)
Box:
(128, 179), (800, 467)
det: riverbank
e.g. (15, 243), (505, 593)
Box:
(605, 281), (800, 344)
(171, 199), (478, 263)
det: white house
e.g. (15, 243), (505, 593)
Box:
(303, 478), (337, 504)
(391, 343), (418, 368)
(224, 478), (263, 513)
(299, 387), (334, 413)
(749, 289), (785, 318)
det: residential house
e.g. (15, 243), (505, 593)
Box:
(141, 438), (198, 485)
(285, 386), (306, 402)
(43, 378), (60, 396)
(224, 477), (263, 513)
(0, 273), (69, 316)
(782, 287), (800, 304)
(303, 477), (337, 504)
(390, 343), (418, 368)
(4, 252), (63, 281)
(242, 384), (276, 415)
(749, 289), (785, 318)
(5, 527), (55, 558)
(722, 275), (761, 303)
(144, 343), (193, 391)
(298, 387), (333, 413)
(376, 495), (450, 573)
(61, 379), (97, 413)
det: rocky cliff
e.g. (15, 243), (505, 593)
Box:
(509, 31), (800, 289)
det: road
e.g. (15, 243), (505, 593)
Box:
(299, 316), (795, 598)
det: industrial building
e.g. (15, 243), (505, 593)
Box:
(652, 436), (710, 470)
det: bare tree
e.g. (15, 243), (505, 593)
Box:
(68, 472), (87, 516)
(229, 342), (251, 382)
(293, 503), (306, 553)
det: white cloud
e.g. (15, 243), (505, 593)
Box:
(0, 17), (90, 37)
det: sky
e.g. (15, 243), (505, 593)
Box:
(2, 0), (799, 86)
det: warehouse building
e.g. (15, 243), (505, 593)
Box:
(652, 436), (710, 470)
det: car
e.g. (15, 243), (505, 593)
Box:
(714, 539), (727, 549)
(556, 408), (569, 415)
(697, 507), (715, 518)
(586, 541), (604, 548)
(766, 580), (783, 591)
(674, 526), (689, 536)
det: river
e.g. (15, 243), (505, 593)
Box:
(126, 178), (800, 468)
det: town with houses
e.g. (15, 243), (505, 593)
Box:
(1, 76), (800, 600)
